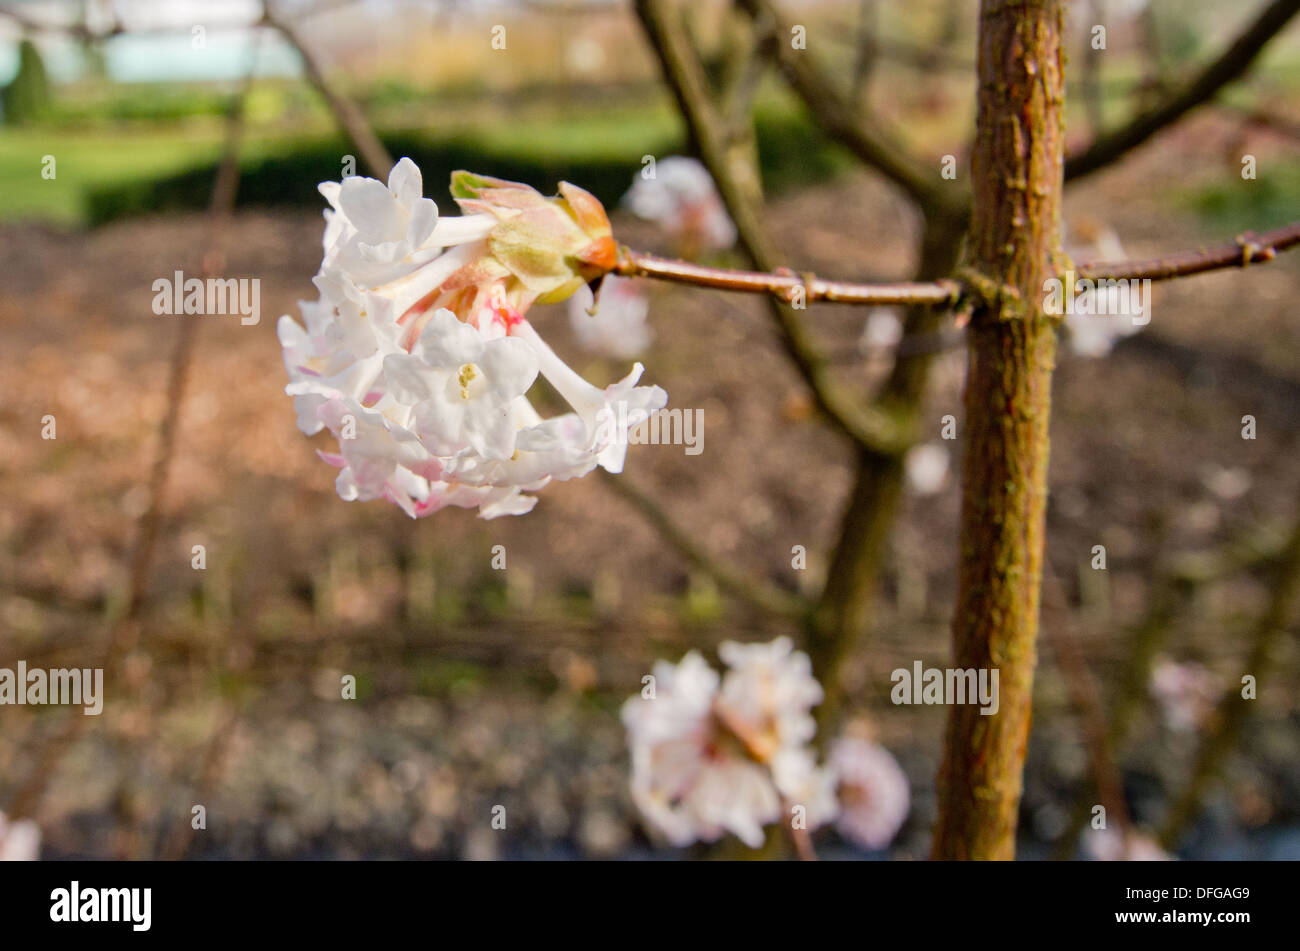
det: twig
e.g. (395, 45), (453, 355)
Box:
(599, 469), (810, 621)
(633, 0), (919, 454)
(5, 45), (256, 827)
(1050, 512), (1296, 859)
(615, 247), (961, 306)
(737, 0), (957, 213)
(785, 805), (819, 861)
(1076, 221), (1300, 282)
(1042, 571), (1133, 850)
(1158, 489), (1300, 848)
(158, 707), (241, 860)
(617, 220), (1300, 308)
(1066, 0), (1300, 181)
(262, 2), (393, 179)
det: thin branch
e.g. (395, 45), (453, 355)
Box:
(850, 0), (879, 108)
(633, 0), (914, 454)
(616, 220), (1300, 309)
(6, 61), (257, 824)
(1042, 570), (1133, 850)
(1051, 517), (1287, 859)
(615, 246), (961, 306)
(262, 2), (393, 179)
(599, 470), (811, 622)
(158, 707), (241, 860)
(1076, 221), (1300, 282)
(1065, 0), (1300, 182)
(1159, 489), (1300, 849)
(737, 0), (955, 212)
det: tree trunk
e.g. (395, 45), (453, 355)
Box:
(932, 0), (1065, 860)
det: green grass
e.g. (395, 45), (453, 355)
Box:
(0, 125), (225, 224)
(0, 80), (850, 227)
(1181, 161), (1300, 236)
(0, 121), (326, 225)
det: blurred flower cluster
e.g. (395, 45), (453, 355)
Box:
(622, 637), (909, 852)
(279, 158), (666, 518)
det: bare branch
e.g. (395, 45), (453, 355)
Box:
(615, 246), (960, 306)
(6, 60), (258, 823)
(618, 221), (1300, 309)
(633, 0), (915, 454)
(1066, 0), (1300, 182)
(599, 470), (811, 621)
(737, 0), (955, 211)
(1076, 221), (1300, 282)
(262, 3), (393, 179)
(1159, 488), (1300, 848)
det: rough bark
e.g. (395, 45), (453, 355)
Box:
(931, 0), (1065, 860)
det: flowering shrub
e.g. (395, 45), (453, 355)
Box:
(278, 158), (666, 519)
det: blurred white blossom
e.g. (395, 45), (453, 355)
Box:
(715, 637), (823, 760)
(1086, 828), (1173, 862)
(1150, 657), (1217, 733)
(567, 275), (653, 359)
(830, 737), (910, 851)
(904, 442), (950, 495)
(621, 650), (780, 848)
(858, 308), (903, 356)
(0, 812), (40, 862)
(623, 156), (736, 254)
(1062, 217), (1144, 357)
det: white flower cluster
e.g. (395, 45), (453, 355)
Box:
(279, 158), (667, 519)
(622, 637), (909, 851)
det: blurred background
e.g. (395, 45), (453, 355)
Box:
(1, 0), (1299, 859)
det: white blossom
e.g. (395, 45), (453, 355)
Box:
(1150, 657), (1217, 733)
(1086, 828), (1173, 862)
(623, 156), (736, 254)
(715, 636), (823, 760)
(279, 158), (666, 518)
(904, 442), (950, 495)
(0, 812), (40, 862)
(858, 307), (903, 355)
(829, 737), (910, 851)
(1062, 218), (1144, 357)
(567, 275), (653, 359)
(621, 651), (780, 848)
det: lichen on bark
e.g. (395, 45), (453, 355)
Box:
(932, 0), (1066, 860)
